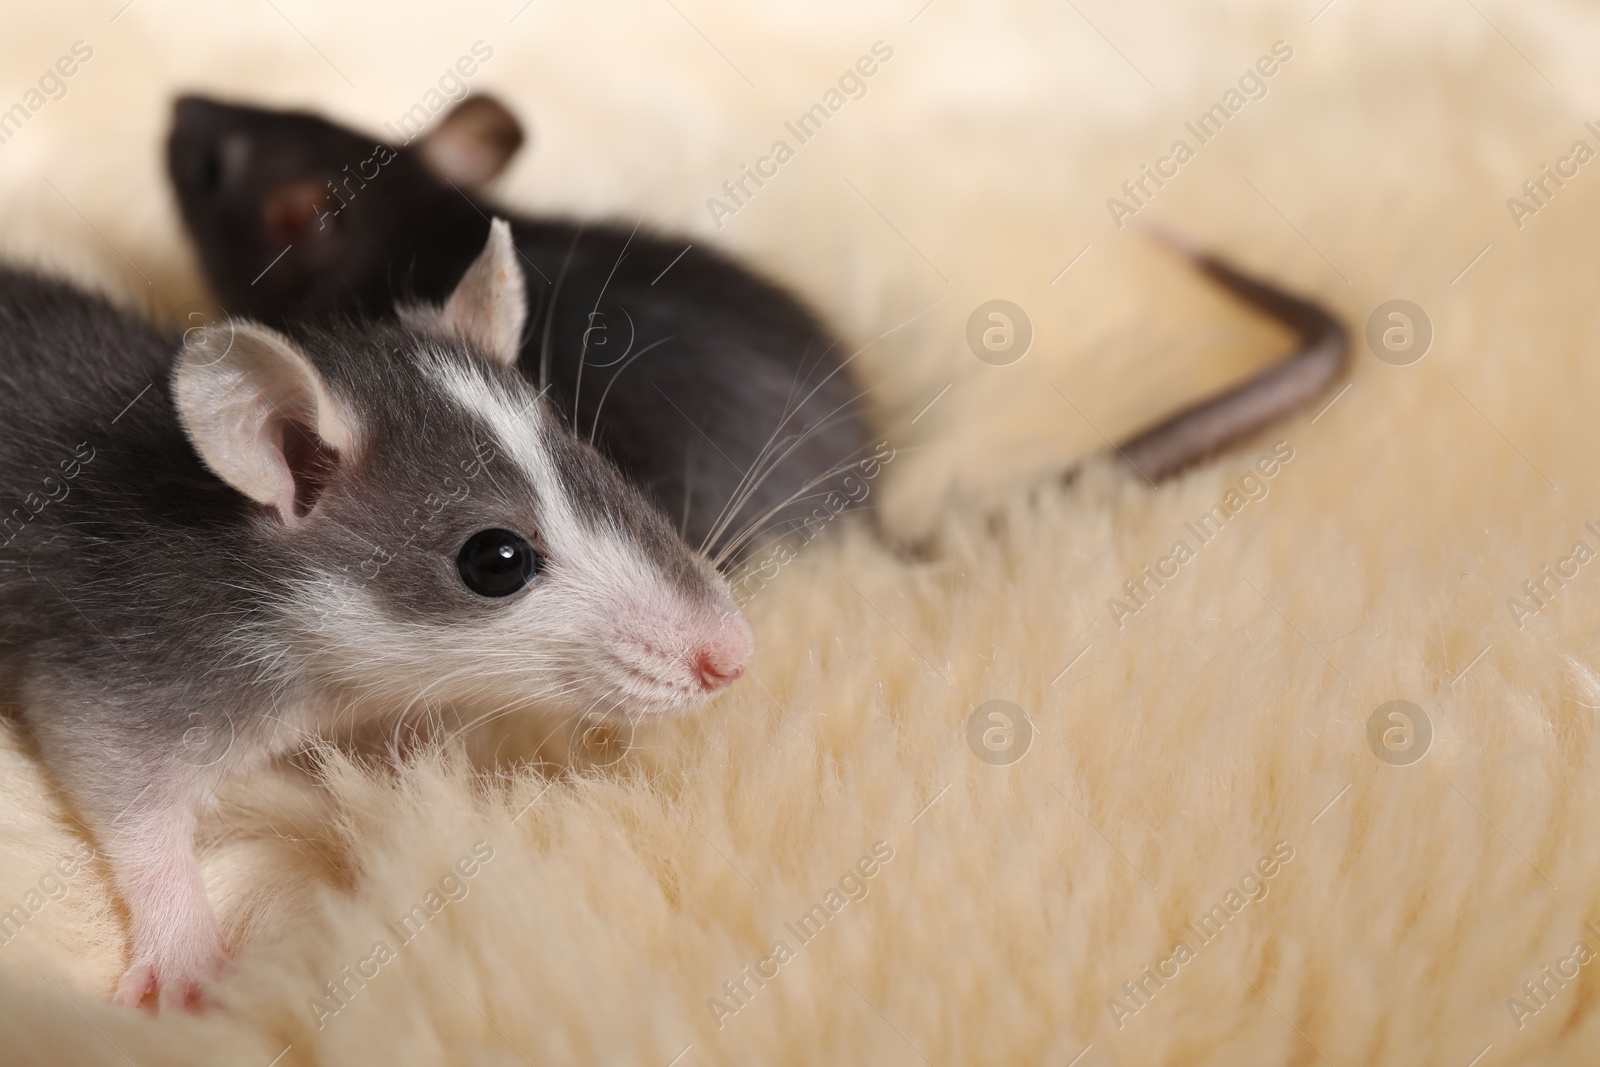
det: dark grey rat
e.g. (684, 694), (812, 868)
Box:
(0, 222), (753, 1010)
(164, 95), (1347, 566)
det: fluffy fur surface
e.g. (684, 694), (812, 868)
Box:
(1, 0), (1598, 1062)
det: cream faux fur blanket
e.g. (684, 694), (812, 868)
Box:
(1, 0), (1598, 1063)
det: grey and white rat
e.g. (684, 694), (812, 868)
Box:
(0, 222), (752, 1009)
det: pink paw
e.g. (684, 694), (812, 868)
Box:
(114, 949), (225, 1012)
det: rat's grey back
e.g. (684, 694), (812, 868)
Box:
(0, 269), (265, 708)
(0, 268), (169, 476)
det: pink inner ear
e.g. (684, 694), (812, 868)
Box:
(280, 420), (340, 518)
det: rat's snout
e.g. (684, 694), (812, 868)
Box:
(695, 613), (754, 691)
(602, 594), (754, 712)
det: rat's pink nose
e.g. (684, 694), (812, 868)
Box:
(696, 653), (743, 690)
(695, 614), (753, 691)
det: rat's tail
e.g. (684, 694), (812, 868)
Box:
(1116, 235), (1349, 481)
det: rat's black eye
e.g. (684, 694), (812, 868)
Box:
(456, 529), (540, 598)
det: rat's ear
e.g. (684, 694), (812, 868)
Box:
(414, 95), (524, 188)
(173, 321), (358, 525)
(401, 218), (525, 367)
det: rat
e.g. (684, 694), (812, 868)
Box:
(167, 94), (873, 570)
(0, 221), (753, 1010)
(165, 95), (1348, 545)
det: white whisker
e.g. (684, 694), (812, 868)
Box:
(572, 216), (641, 436)
(588, 335), (677, 445)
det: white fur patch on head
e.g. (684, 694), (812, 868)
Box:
(429, 354), (571, 531)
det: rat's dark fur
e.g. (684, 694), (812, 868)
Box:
(167, 95), (868, 566)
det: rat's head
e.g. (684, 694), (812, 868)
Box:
(172, 221), (751, 721)
(167, 93), (522, 321)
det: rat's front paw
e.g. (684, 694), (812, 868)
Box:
(114, 944), (225, 1012)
